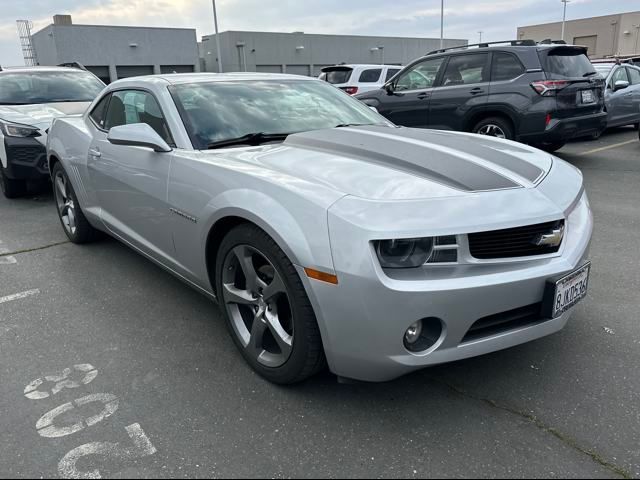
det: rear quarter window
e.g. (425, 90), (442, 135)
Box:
(539, 48), (594, 79)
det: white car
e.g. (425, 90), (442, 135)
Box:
(47, 73), (593, 384)
(319, 64), (403, 95)
(0, 66), (105, 198)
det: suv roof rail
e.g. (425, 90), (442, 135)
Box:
(427, 39), (537, 55)
(538, 39), (568, 45)
(57, 62), (88, 71)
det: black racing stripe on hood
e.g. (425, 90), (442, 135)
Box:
(387, 127), (545, 183)
(286, 128), (520, 192)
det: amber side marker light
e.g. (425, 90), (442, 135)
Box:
(304, 268), (339, 285)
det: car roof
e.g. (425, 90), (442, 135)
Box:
(0, 66), (85, 74)
(109, 72), (321, 87)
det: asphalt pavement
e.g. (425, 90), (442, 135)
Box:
(0, 128), (638, 479)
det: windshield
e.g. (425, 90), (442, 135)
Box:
(594, 64), (614, 76)
(169, 79), (389, 150)
(0, 71), (104, 105)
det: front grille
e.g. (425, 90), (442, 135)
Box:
(468, 220), (564, 259)
(8, 146), (45, 164)
(462, 303), (546, 343)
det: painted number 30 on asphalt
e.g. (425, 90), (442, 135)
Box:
(24, 363), (157, 479)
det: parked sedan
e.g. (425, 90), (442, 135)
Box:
(0, 66), (105, 198)
(47, 73), (593, 384)
(593, 63), (640, 136)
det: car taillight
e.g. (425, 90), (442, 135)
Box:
(341, 86), (359, 95)
(531, 80), (570, 96)
(545, 113), (552, 127)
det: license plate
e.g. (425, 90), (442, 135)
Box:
(542, 263), (591, 319)
(581, 90), (595, 104)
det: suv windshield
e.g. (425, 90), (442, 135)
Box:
(320, 69), (353, 84)
(539, 48), (595, 79)
(0, 71), (104, 105)
(169, 79), (388, 149)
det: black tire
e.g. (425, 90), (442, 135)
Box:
(52, 162), (101, 244)
(0, 164), (27, 199)
(535, 142), (566, 153)
(589, 130), (603, 141)
(215, 224), (325, 384)
(472, 116), (515, 141)
(633, 123), (639, 131)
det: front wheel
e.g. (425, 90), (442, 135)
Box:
(52, 163), (101, 243)
(0, 164), (27, 199)
(215, 224), (325, 384)
(472, 117), (515, 140)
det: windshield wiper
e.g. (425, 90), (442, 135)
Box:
(334, 123), (375, 128)
(583, 71), (598, 77)
(206, 132), (292, 150)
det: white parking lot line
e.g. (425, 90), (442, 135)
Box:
(0, 289), (40, 305)
(579, 139), (638, 157)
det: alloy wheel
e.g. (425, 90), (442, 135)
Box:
(222, 245), (294, 368)
(54, 171), (77, 236)
(477, 124), (507, 139)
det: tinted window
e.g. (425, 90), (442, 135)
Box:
(395, 58), (445, 91)
(540, 48), (595, 79)
(385, 69), (402, 82)
(104, 90), (172, 144)
(169, 80), (387, 150)
(442, 54), (489, 86)
(359, 69), (382, 83)
(321, 69), (353, 84)
(626, 67), (640, 85)
(491, 52), (525, 81)
(594, 64), (614, 77)
(89, 94), (111, 129)
(0, 71), (104, 105)
(611, 67), (630, 88)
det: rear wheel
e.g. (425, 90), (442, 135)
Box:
(215, 224), (325, 384)
(0, 164), (27, 199)
(472, 117), (515, 141)
(52, 163), (100, 243)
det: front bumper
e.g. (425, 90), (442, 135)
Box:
(520, 111), (607, 144)
(303, 189), (593, 383)
(3, 136), (49, 181)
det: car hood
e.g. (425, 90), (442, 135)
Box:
(212, 126), (554, 201)
(0, 102), (91, 131)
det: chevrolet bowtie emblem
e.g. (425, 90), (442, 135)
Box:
(534, 224), (565, 248)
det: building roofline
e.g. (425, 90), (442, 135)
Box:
(518, 9), (639, 29)
(34, 23), (197, 35)
(201, 30), (467, 42)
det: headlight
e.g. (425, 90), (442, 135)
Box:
(375, 238), (435, 268)
(0, 119), (41, 138)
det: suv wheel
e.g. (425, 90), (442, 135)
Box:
(535, 142), (566, 153)
(472, 117), (514, 140)
(0, 164), (27, 199)
(215, 224), (325, 384)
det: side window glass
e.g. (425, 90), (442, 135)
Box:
(104, 90), (173, 144)
(395, 58), (445, 92)
(626, 67), (640, 85)
(610, 67), (629, 88)
(359, 69), (382, 83)
(491, 53), (525, 82)
(89, 94), (111, 129)
(385, 69), (401, 82)
(442, 54), (489, 86)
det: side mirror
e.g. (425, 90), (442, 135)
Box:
(384, 82), (395, 95)
(614, 80), (630, 92)
(107, 124), (172, 153)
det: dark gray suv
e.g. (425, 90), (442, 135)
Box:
(356, 40), (607, 152)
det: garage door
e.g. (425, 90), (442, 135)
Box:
(286, 65), (310, 77)
(256, 65), (282, 74)
(116, 65), (154, 79)
(574, 36), (597, 57)
(86, 66), (110, 84)
(160, 65), (195, 74)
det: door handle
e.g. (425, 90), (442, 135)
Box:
(89, 148), (102, 158)
(470, 88), (484, 95)
(417, 93), (431, 100)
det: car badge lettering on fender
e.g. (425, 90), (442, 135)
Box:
(170, 208), (198, 224)
(534, 225), (565, 248)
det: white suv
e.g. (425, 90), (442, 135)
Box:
(319, 64), (403, 95)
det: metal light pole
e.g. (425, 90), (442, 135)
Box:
(478, 31), (484, 44)
(561, 0), (570, 42)
(634, 24), (640, 54)
(211, 0), (223, 72)
(440, 0), (444, 49)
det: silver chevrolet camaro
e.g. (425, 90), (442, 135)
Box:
(47, 73), (593, 384)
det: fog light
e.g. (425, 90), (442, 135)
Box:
(405, 321), (423, 345)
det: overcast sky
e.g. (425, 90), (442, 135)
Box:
(0, 0), (636, 66)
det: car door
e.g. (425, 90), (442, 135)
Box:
(428, 52), (490, 131)
(625, 66), (640, 125)
(87, 89), (176, 261)
(607, 66), (634, 126)
(376, 57), (446, 128)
